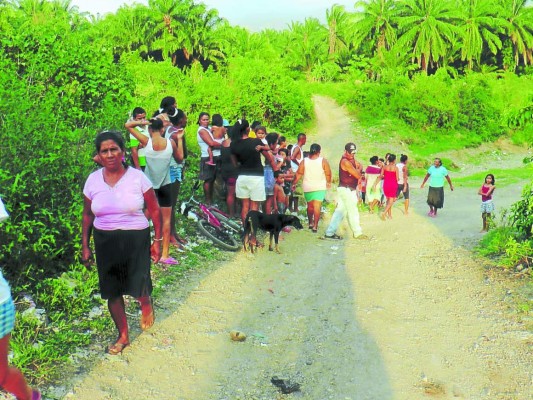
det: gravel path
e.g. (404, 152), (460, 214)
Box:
(65, 96), (532, 400)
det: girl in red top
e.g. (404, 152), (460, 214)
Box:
(478, 174), (495, 232)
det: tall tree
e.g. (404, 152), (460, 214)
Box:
(326, 4), (351, 61)
(148, 0), (190, 62)
(287, 18), (328, 73)
(395, 0), (459, 73)
(458, 0), (507, 70)
(499, 0), (533, 69)
(352, 0), (398, 60)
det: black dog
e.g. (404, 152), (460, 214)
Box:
(243, 210), (303, 254)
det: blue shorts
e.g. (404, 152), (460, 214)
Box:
(170, 164), (184, 183)
(264, 166), (275, 196)
(0, 297), (15, 338)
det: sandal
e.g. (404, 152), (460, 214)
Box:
(311, 228), (318, 233)
(159, 257), (179, 265)
(107, 342), (129, 355)
(324, 234), (342, 240)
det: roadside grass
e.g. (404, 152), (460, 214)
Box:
(10, 218), (231, 388)
(453, 164), (533, 187)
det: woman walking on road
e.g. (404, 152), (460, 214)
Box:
(292, 143), (332, 233)
(373, 153), (399, 220)
(420, 158), (454, 217)
(82, 131), (162, 355)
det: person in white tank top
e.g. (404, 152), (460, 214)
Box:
(125, 118), (183, 265)
(291, 143), (332, 233)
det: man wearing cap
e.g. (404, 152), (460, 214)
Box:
(324, 143), (367, 240)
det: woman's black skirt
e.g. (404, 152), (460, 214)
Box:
(93, 228), (152, 299)
(427, 186), (445, 209)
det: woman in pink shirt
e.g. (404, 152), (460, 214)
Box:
(82, 131), (162, 355)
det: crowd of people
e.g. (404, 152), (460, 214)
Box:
(77, 95), (474, 357)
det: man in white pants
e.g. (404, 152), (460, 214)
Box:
(324, 143), (368, 240)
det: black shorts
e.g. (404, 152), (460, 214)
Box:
(198, 156), (219, 182)
(93, 228), (153, 299)
(397, 183), (410, 199)
(154, 183), (172, 207)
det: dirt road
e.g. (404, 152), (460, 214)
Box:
(67, 97), (532, 399)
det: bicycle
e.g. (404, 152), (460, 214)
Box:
(180, 180), (242, 251)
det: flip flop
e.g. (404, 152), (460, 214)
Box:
(159, 257), (179, 265)
(107, 342), (129, 355)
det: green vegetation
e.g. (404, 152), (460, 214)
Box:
(0, 0), (531, 387)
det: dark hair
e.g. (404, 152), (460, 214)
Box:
(379, 158), (385, 163)
(132, 107), (146, 118)
(198, 112), (210, 125)
(168, 109), (188, 158)
(309, 143), (321, 154)
(278, 148), (288, 156)
(297, 133), (306, 141)
(153, 96), (177, 118)
(485, 173), (495, 184)
(95, 131), (125, 153)
(255, 126), (267, 135)
(387, 153), (396, 163)
(150, 118), (164, 131)
(251, 120), (261, 130)
(266, 132), (279, 146)
(212, 114), (223, 127)
(169, 109), (186, 126)
(278, 136), (286, 144)
(434, 158), (442, 166)
(232, 119), (250, 140)
(287, 144), (293, 152)
(274, 171), (282, 179)
(369, 156), (379, 165)
(400, 154), (408, 163)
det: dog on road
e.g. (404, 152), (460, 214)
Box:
(243, 211), (303, 253)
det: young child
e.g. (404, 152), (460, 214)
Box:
(273, 171), (289, 214)
(478, 173), (495, 232)
(357, 171), (367, 206)
(278, 148), (294, 198)
(128, 107), (150, 170)
(206, 114), (225, 166)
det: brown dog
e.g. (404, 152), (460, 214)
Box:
(243, 210), (303, 253)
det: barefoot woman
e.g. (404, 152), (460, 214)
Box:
(82, 131), (162, 355)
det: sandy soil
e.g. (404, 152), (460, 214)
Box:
(64, 96), (532, 400)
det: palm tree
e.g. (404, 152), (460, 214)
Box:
(499, 0), (533, 69)
(287, 18), (328, 73)
(395, 0), (459, 73)
(326, 4), (351, 61)
(181, 3), (227, 66)
(94, 4), (153, 56)
(458, 0), (508, 70)
(352, 0), (398, 60)
(148, 0), (190, 61)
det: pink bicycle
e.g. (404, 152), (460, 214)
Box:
(180, 181), (242, 251)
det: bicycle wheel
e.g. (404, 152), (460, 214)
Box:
(211, 211), (243, 234)
(197, 219), (241, 251)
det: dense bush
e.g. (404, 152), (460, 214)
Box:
(127, 56), (312, 139)
(0, 10), (134, 286)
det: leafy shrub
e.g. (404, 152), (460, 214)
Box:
(0, 11), (134, 286)
(509, 180), (533, 239)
